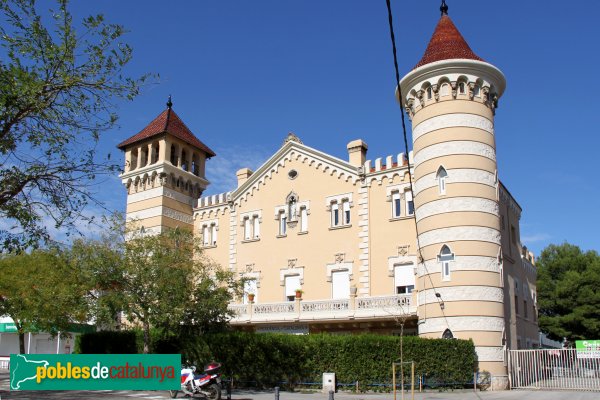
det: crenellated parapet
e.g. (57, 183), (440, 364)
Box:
(362, 151), (413, 186)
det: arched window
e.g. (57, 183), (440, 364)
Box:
(170, 144), (177, 165)
(426, 86), (433, 100)
(181, 150), (188, 171)
(436, 166), (448, 195)
(442, 328), (454, 339)
(440, 83), (450, 97)
(473, 85), (481, 97)
(459, 82), (466, 94)
(438, 245), (454, 281)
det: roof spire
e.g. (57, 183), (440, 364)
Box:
(440, 0), (448, 16)
(166, 95), (173, 109)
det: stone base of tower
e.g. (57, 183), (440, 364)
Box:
(478, 361), (509, 390)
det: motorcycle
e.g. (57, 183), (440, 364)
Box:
(169, 362), (222, 399)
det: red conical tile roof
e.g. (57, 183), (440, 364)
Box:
(117, 108), (216, 157)
(414, 15), (484, 69)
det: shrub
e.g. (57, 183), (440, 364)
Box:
(75, 331), (137, 354)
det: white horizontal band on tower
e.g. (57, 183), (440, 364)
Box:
(415, 197), (499, 222)
(418, 226), (501, 248)
(412, 113), (494, 142)
(127, 206), (193, 224)
(414, 168), (496, 195)
(417, 255), (500, 275)
(418, 316), (505, 334)
(414, 141), (496, 166)
(475, 346), (505, 362)
(127, 186), (195, 205)
(419, 286), (504, 304)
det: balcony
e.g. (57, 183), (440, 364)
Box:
(228, 294), (416, 325)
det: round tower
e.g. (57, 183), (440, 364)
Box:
(399, 6), (508, 388)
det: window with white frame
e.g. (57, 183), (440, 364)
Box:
(342, 200), (351, 225)
(278, 210), (287, 236)
(201, 220), (218, 246)
(244, 217), (251, 240)
(436, 166), (448, 195)
(405, 190), (414, 216)
(326, 193), (352, 228)
(394, 264), (415, 294)
(300, 207), (308, 232)
(253, 216), (260, 239)
(331, 270), (350, 299)
(240, 211), (261, 241)
(331, 202), (340, 227)
(284, 275), (301, 301)
(203, 225), (210, 246)
(438, 245), (454, 280)
(392, 191), (401, 218)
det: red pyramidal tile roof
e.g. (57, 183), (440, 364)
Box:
(117, 108), (216, 157)
(414, 15), (484, 69)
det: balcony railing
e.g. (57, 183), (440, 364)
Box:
(228, 294), (416, 324)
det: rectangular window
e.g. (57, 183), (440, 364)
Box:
(511, 225), (517, 245)
(211, 224), (217, 245)
(279, 212), (287, 236)
(284, 275), (301, 301)
(253, 216), (260, 239)
(244, 217), (251, 240)
(405, 191), (414, 216)
(202, 226), (210, 246)
(331, 270), (350, 299)
(300, 207), (308, 232)
(343, 200), (351, 224)
(394, 264), (415, 294)
(442, 261), (450, 280)
(392, 192), (401, 218)
(331, 203), (339, 227)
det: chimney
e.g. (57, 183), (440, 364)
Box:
(347, 139), (368, 168)
(236, 168), (253, 187)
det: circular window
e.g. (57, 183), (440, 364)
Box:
(288, 169), (298, 180)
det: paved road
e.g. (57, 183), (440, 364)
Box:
(2, 371), (600, 399)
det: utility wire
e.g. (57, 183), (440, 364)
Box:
(384, 0), (451, 330)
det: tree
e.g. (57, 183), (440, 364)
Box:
(0, 249), (89, 353)
(0, 0), (149, 251)
(537, 242), (600, 344)
(71, 223), (242, 353)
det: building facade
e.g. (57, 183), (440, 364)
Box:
(118, 8), (538, 389)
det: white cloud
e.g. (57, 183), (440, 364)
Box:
(204, 144), (273, 195)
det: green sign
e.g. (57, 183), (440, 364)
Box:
(9, 354), (180, 390)
(575, 340), (600, 359)
(0, 322), (18, 332)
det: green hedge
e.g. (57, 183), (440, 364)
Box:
(77, 331), (477, 390)
(157, 332), (477, 390)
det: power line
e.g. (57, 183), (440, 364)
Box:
(384, 0), (451, 330)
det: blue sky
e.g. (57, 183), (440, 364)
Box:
(58, 0), (598, 255)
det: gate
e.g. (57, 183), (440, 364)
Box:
(508, 349), (600, 391)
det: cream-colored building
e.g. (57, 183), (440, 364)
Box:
(118, 8), (538, 388)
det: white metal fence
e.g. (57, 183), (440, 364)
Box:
(508, 349), (600, 391)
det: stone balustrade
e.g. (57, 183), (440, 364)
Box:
(228, 294), (416, 325)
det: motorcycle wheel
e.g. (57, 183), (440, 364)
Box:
(205, 383), (221, 400)
(169, 390), (179, 398)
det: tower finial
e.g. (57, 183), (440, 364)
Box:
(166, 95), (173, 109)
(440, 0), (448, 16)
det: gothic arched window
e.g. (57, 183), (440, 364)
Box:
(436, 166), (448, 195)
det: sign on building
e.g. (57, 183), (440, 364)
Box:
(575, 340), (600, 359)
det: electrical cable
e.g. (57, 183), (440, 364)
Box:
(384, 0), (451, 330)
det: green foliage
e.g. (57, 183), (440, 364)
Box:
(75, 331), (137, 354)
(70, 222), (243, 354)
(0, 249), (91, 353)
(537, 242), (600, 343)
(152, 332), (477, 390)
(0, 0), (150, 251)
